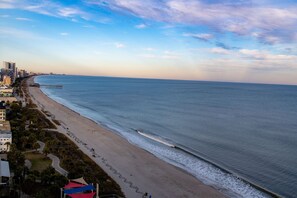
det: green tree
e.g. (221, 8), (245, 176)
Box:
(7, 145), (25, 170)
(40, 167), (55, 185)
(43, 145), (50, 156)
(33, 142), (40, 151)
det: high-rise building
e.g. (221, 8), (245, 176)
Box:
(2, 76), (11, 86)
(2, 62), (17, 83)
(18, 69), (28, 78)
(3, 61), (15, 70)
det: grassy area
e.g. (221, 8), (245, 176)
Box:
(25, 152), (51, 172)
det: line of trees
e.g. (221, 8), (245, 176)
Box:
(5, 77), (124, 197)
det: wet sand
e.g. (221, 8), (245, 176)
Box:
(27, 76), (225, 198)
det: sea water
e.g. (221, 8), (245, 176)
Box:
(35, 75), (297, 198)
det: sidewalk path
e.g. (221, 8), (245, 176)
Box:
(37, 140), (68, 177)
(47, 153), (68, 177)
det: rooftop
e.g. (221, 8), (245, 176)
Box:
(0, 160), (10, 178)
(0, 121), (10, 132)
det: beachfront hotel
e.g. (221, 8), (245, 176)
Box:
(0, 102), (11, 152)
(2, 61), (17, 84)
(0, 121), (11, 152)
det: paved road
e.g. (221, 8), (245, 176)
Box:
(47, 153), (68, 176)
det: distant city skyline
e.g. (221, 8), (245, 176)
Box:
(0, 0), (297, 85)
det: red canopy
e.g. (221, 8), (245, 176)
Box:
(64, 182), (86, 189)
(68, 192), (96, 198)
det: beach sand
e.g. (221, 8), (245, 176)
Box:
(27, 77), (225, 198)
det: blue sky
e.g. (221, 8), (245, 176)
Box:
(0, 0), (297, 84)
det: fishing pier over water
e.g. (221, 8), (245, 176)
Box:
(29, 83), (63, 89)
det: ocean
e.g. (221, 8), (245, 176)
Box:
(35, 75), (297, 198)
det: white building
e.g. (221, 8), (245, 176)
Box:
(0, 121), (11, 152)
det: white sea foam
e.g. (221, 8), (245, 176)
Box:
(124, 134), (270, 198)
(38, 86), (270, 198)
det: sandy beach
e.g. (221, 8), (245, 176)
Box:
(27, 76), (225, 198)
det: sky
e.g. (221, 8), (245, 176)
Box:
(0, 0), (297, 85)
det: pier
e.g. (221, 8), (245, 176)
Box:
(40, 84), (63, 89)
(29, 83), (63, 88)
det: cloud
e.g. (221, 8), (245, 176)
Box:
(239, 49), (297, 61)
(15, 17), (32, 21)
(210, 47), (230, 55)
(0, 0), (90, 21)
(183, 33), (214, 41)
(140, 53), (157, 58)
(140, 50), (181, 59)
(0, 0), (15, 9)
(162, 50), (180, 59)
(114, 42), (125, 48)
(215, 41), (239, 50)
(135, 23), (147, 29)
(144, 47), (155, 51)
(60, 32), (69, 36)
(0, 26), (45, 39)
(58, 7), (86, 18)
(89, 0), (297, 44)
(200, 47), (297, 73)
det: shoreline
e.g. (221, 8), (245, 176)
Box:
(27, 76), (225, 198)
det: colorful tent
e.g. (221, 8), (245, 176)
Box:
(64, 182), (86, 189)
(61, 177), (98, 198)
(70, 177), (88, 185)
(68, 192), (96, 198)
(64, 184), (95, 195)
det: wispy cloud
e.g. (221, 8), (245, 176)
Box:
(140, 50), (181, 59)
(0, 0), (91, 21)
(0, 0), (15, 9)
(135, 23), (147, 29)
(183, 33), (214, 41)
(114, 42), (125, 48)
(215, 42), (240, 50)
(15, 17), (32, 21)
(162, 50), (180, 59)
(210, 47), (231, 55)
(0, 26), (45, 39)
(143, 47), (155, 51)
(89, 0), (297, 44)
(58, 7), (88, 18)
(60, 32), (69, 36)
(239, 49), (297, 61)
